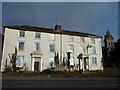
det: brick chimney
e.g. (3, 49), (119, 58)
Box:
(55, 25), (62, 30)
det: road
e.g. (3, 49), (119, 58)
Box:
(2, 78), (120, 89)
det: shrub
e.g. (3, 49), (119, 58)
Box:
(42, 68), (53, 73)
(4, 65), (12, 73)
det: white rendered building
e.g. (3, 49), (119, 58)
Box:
(1, 25), (103, 72)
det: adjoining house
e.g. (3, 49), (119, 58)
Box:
(1, 25), (103, 72)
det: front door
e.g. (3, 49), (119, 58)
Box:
(84, 59), (87, 70)
(83, 57), (89, 71)
(34, 61), (39, 71)
(33, 57), (41, 71)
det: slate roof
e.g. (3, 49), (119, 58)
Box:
(3, 25), (102, 38)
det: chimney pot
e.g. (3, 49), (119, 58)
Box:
(55, 25), (62, 30)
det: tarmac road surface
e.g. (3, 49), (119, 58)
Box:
(2, 78), (120, 89)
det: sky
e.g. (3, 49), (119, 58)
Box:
(1, 2), (119, 43)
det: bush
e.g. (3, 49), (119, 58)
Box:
(42, 68), (54, 73)
(4, 65), (12, 73)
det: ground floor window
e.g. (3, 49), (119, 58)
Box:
(16, 56), (24, 67)
(49, 57), (55, 68)
(92, 57), (97, 65)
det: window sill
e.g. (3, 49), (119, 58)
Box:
(49, 51), (55, 53)
(18, 37), (25, 38)
(34, 38), (41, 40)
(92, 64), (97, 66)
(17, 50), (25, 52)
(49, 40), (55, 41)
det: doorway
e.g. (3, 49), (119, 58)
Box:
(33, 57), (41, 71)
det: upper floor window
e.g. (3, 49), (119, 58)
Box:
(50, 43), (55, 52)
(80, 45), (86, 53)
(19, 30), (25, 37)
(91, 38), (95, 44)
(35, 42), (40, 51)
(90, 46), (96, 54)
(16, 56), (24, 67)
(69, 36), (74, 42)
(49, 34), (55, 40)
(92, 57), (97, 65)
(80, 37), (85, 42)
(68, 45), (74, 52)
(18, 41), (24, 50)
(35, 32), (41, 38)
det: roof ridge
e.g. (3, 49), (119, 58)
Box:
(3, 25), (102, 38)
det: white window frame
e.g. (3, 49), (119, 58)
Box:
(16, 55), (24, 67)
(69, 36), (74, 42)
(19, 30), (25, 37)
(18, 41), (25, 50)
(91, 47), (96, 54)
(50, 43), (55, 52)
(49, 57), (55, 67)
(91, 38), (95, 44)
(68, 44), (74, 52)
(35, 42), (40, 51)
(70, 57), (74, 66)
(80, 45), (86, 53)
(49, 34), (55, 40)
(80, 37), (85, 43)
(35, 32), (41, 38)
(92, 57), (97, 65)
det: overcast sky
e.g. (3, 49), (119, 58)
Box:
(1, 2), (118, 42)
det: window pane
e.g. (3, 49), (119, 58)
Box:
(91, 38), (95, 44)
(70, 57), (74, 65)
(80, 46), (85, 53)
(49, 34), (55, 40)
(69, 36), (73, 42)
(92, 57), (97, 65)
(69, 45), (74, 52)
(35, 43), (40, 51)
(49, 57), (55, 67)
(90, 47), (96, 54)
(80, 37), (84, 42)
(16, 56), (24, 67)
(35, 32), (41, 38)
(50, 44), (55, 51)
(19, 42), (24, 50)
(19, 30), (25, 37)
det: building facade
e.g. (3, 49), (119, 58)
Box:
(1, 25), (103, 72)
